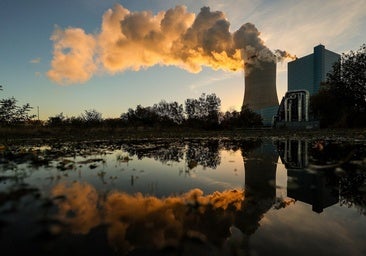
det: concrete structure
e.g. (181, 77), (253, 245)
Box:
(288, 44), (340, 95)
(273, 90), (319, 128)
(243, 60), (279, 126)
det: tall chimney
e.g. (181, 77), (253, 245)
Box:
(243, 60), (279, 111)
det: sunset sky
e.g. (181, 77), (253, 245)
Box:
(1, 0), (365, 120)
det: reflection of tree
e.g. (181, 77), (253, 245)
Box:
(121, 140), (222, 169)
(186, 140), (220, 169)
(309, 141), (356, 167)
(121, 141), (185, 164)
(339, 163), (366, 215)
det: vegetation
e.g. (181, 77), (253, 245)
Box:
(0, 84), (262, 134)
(31, 93), (261, 131)
(185, 93), (222, 129)
(220, 105), (263, 129)
(311, 44), (366, 128)
(0, 97), (35, 125)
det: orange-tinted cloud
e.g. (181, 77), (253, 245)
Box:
(47, 27), (97, 85)
(47, 4), (293, 85)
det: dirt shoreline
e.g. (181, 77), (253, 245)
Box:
(1, 127), (366, 144)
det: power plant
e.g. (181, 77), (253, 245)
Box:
(273, 44), (339, 128)
(243, 59), (279, 125)
(288, 44), (340, 95)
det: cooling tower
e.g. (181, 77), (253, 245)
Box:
(243, 60), (279, 111)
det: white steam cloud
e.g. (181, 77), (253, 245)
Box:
(47, 4), (294, 85)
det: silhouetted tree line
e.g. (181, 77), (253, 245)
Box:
(43, 93), (262, 130)
(311, 44), (366, 128)
(0, 86), (262, 129)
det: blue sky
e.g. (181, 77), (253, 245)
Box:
(1, 0), (365, 120)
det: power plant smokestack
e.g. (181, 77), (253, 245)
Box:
(241, 58), (279, 126)
(243, 60), (278, 111)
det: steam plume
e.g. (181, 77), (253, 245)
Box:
(47, 4), (294, 85)
(274, 49), (297, 62)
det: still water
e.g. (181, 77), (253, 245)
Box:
(0, 139), (365, 255)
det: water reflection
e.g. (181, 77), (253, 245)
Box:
(277, 139), (366, 214)
(236, 141), (278, 235)
(0, 139), (365, 255)
(121, 140), (185, 164)
(277, 140), (339, 213)
(121, 140), (221, 169)
(51, 182), (245, 255)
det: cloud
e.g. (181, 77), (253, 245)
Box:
(30, 57), (41, 64)
(246, 0), (366, 56)
(47, 26), (97, 85)
(48, 4), (293, 85)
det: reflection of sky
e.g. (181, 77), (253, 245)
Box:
(276, 159), (288, 198)
(252, 202), (366, 256)
(21, 147), (245, 197)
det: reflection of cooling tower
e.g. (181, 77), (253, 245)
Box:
(234, 142), (278, 235)
(243, 60), (279, 111)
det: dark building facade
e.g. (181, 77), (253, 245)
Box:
(288, 44), (340, 95)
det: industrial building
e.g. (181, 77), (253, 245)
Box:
(288, 44), (340, 95)
(243, 60), (279, 126)
(242, 44), (339, 127)
(274, 45), (340, 128)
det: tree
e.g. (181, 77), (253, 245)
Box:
(311, 44), (366, 127)
(0, 97), (35, 125)
(81, 109), (103, 124)
(239, 105), (263, 127)
(152, 100), (184, 125)
(184, 93), (221, 128)
(120, 105), (159, 127)
(47, 112), (66, 126)
(205, 93), (221, 124)
(220, 105), (262, 129)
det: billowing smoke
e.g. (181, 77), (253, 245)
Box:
(47, 4), (294, 85)
(274, 49), (297, 62)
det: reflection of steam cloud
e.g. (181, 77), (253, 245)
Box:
(52, 182), (244, 254)
(52, 182), (100, 234)
(47, 5), (295, 84)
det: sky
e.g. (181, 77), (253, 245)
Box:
(0, 0), (365, 120)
